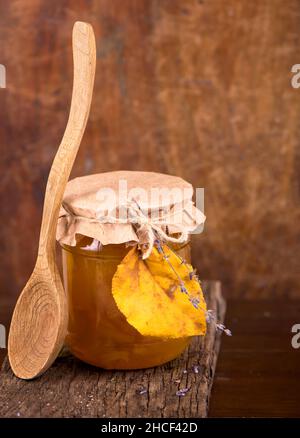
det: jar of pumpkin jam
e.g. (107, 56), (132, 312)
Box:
(61, 236), (192, 369)
(57, 171), (206, 370)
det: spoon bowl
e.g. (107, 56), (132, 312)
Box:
(8, 260), (67, 379)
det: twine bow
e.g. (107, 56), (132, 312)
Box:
(96, 200), (190, 259)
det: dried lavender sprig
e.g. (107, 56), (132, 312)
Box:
(189, 269), (198, 281)
(154, 236), (232, 336)
(155, 239), (187, 287)
(155, 237), (205, 311)
(154, 237), (207, 315)
(189, 296), (200, 309)
(164, 242), (232, 336)
(216, 323), (232, 336)
(180, 284), (188, 295)
(164, 241), (202, 287)
(206, 309), (216, 323)
(193, 365), (200, 374)
(138, 389), (148, 395)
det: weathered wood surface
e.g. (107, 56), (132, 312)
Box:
(0, 282), (225, 418)
(209, 299), (300, 418)
(1, 0), (300, 303)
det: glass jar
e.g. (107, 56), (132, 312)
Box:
(61, 236), (192, 369)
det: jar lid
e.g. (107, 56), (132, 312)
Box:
(56, 171), (205, 257)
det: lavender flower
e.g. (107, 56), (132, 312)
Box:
(136, 387), (148, 395)
(188, 269), (197, 280)
(176, 388), (190, 397)
(216, 323), (232, 336)
(224, 329), (232, 336)
(154, 239), (164, 254)
(206, 309), (215, 323)
(189, 296), (200, 309)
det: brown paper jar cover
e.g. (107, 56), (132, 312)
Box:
(56, 170), (205, 247)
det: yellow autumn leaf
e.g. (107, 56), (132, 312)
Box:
(112, 244), (206, 338)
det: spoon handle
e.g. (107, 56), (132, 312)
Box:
(37, 22), (96, 262)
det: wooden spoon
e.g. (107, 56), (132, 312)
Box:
(8, 21), (96, 379)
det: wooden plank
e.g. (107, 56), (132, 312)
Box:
(209, 299), (300, 418)
(0, 281), (225, 418)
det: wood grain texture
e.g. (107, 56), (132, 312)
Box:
(0, 0), (300, 303)
(209, 299), (300, 417)
(0, 281), (225, 418)
(7, 22), (96, 379)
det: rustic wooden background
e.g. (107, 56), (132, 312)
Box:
(1, 0), (300, 307)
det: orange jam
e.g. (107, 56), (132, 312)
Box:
(61, 237), (192, 369)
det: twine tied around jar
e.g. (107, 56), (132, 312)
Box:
(101, 199), (190, 259)
(62, 199), (200, 259)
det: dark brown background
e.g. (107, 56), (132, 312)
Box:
(1, 0), (300, 308)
